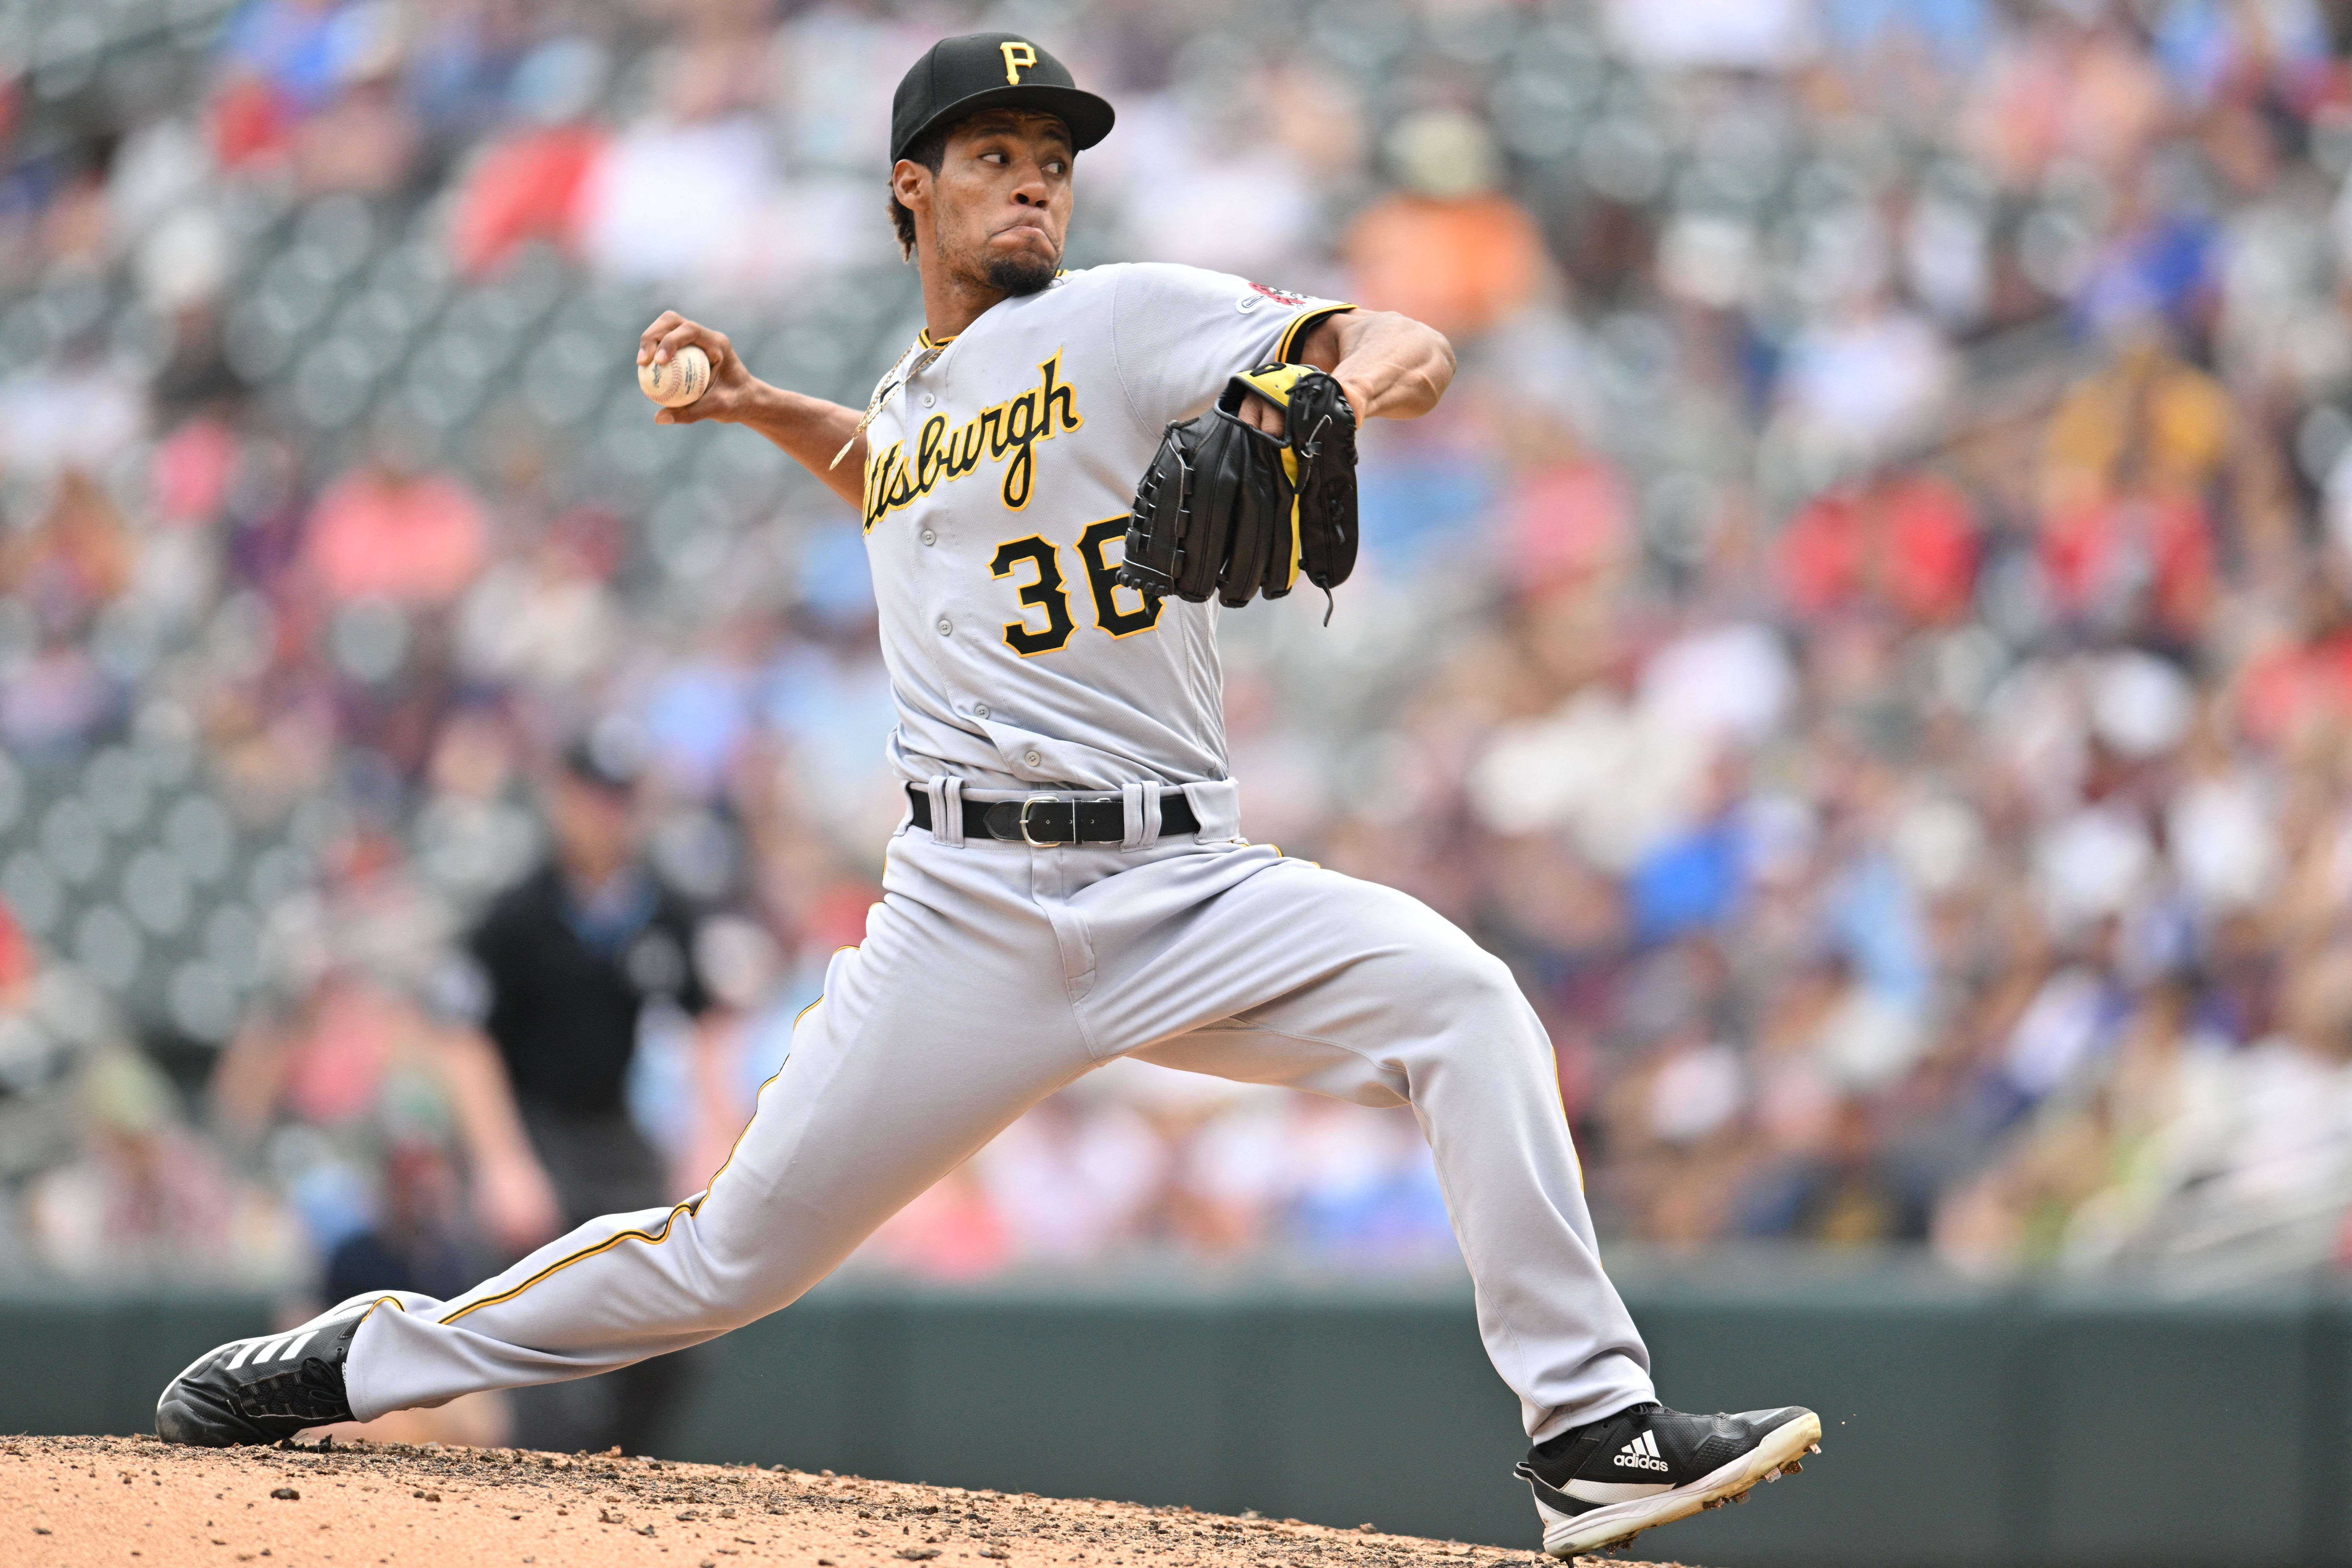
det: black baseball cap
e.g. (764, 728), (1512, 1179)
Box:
(561, 717), (644, 793)
(890, 32), (1115, 165)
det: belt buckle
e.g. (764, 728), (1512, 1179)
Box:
(1017, 794), (1065, 847)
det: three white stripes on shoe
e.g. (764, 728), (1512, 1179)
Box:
(225, 1330), (316, 1371)
(219, 1310), (365, 1371)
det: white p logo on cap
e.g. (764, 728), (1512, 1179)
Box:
(1001, 41), (1037, 83)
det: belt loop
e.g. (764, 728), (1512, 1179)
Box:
(1181, 779), (1239, 841)
(1120, 782), (1149, 850)
(928, 776), (965, 847)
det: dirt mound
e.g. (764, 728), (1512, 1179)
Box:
(2, 1435), (1706, 1568)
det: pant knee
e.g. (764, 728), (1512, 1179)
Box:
(1388, 941), (1536, 1047)
(1441, 941), (1526, 1011)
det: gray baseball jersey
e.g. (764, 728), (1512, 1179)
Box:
(855, 262), (1345, 792)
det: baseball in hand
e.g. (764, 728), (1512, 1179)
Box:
(639, 344), (711, 408)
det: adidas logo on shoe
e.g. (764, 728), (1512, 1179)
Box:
(1613, 1430), (1670, 1472)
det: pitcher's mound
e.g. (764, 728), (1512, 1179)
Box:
(2, 1434), (1704, 1568)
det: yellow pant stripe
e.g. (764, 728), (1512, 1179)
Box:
(437, 995), (830, 1326)
(440, 1200), (702, 1324)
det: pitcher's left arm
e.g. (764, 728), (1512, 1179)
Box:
(1255, 309), (1454, 433)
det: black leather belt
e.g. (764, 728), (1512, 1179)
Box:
(905, 784), (1200, 845)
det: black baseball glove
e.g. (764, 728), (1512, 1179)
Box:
(1117, 363), (1358, 616)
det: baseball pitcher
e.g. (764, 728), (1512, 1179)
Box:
(158, 33), (1819, 1557)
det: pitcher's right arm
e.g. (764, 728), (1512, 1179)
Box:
(637, 311), (869, 510)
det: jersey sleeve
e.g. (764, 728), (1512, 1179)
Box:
(1109, 263), (1353, 433)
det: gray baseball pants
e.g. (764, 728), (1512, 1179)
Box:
(343, 780), (1654, 1442)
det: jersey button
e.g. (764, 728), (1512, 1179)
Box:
(1024, 750), (1042, 767)
(936, 618), (952, 636)
(920, 530), (937, 546)
(973, 704), (990, 720)
(922, 393), (937, 408)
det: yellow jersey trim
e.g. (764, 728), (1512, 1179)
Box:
(1278, 303), (1355, 365)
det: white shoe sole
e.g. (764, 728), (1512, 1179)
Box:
(1540, 1410), (1822, 1557)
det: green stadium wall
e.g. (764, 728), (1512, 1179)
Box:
(6, 1256), (2348, 1568)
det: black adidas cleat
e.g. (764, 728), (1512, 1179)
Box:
(156, 1308), (366, 1446)
(1518, 1400), (1821, 1556)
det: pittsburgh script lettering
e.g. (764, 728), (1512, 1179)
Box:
(862, 351), (1083, 530)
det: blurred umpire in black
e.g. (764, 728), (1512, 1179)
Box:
(435, 724), (715, 1454)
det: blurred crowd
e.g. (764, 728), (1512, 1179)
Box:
(6, 0), (2352, 1317)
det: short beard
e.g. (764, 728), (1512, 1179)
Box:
(986, 253), (1058, 297)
